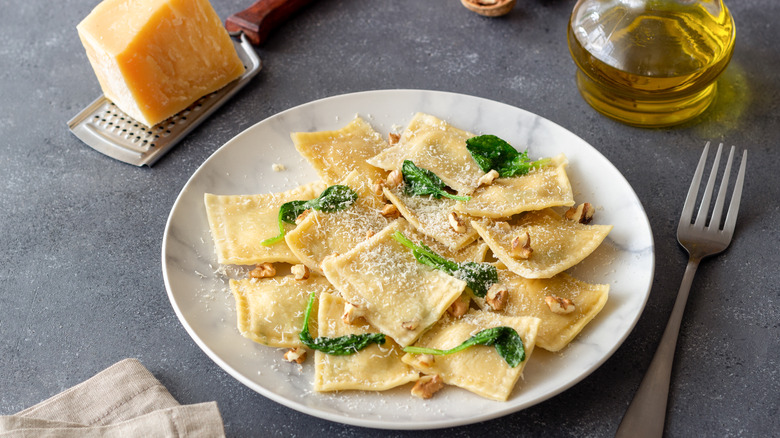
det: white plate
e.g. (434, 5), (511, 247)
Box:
(162, 90), (655, 430)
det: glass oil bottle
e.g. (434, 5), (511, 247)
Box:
(568, 0), (736, 127)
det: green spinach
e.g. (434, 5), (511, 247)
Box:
(401, 160), (470, 202)
(466, 135), (551, 177)
(299, 291), (386, 355)
(392, 231), (497, 297)
(403, 326), (526, 367)
(262, 185), (358, 246)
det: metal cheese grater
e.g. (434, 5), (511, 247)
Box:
(67, 32), (262, 167)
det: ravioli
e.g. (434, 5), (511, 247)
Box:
(205, 112), (615, 402)
(231, 274), (335, 348)
(321, 219), (467, 347)
(367, 113), (484, 194)
(204, 182), (326, 265)
(472, 267), (609, 352)
(314, 292), (419, 392)
(292, 116), (390, 185)
(383, 186), (479, 251)
(455, 154), (574, 218)
(402, 310), (541, 401)
(472, 209), (613, 278)
(285, 171), (392, 273)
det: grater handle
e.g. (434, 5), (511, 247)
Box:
(225, 0), (314, 46)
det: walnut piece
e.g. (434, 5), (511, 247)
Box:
(565, 202), (595, 224)
(411, 374), (445, 399)
(381, 203), (401, 218)
(477, 169), (500, 187)
(486, 283), (508, 311)
(448, 211), (467, 234)
(283, 347), (307, 364)
(417, 354), (436, 368)
(388, 132), (401, 145)
(402, 319), (420, 331)
(372, 181), (385, 199)
(385, 170), (403, 188)
(341, 302), (367, 325)
(249, 262), (276, 279)
(447, 296), (470, 317)
(291, 264), (310, 281)
(511, 231), (533, 259)
(295, 209), (311, 224)
(545, 295), (576, 314)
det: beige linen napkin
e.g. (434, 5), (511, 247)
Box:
(0, 358), (225, 437)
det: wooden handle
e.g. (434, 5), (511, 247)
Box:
(225, 0), (314, 46)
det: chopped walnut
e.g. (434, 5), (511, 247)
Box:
(385, 170), (403, 188)
(372, 181), (385, 199)
(295, 209), (311, 224)
(249, 262), (276, 279)
(417, 354), (435, 368)
(341, 302), (367, 325)
(402, 319), (420, 330)
(486, 283), (508, 311)
(381, 203), (401, 218)
(388, 132), (401, 145)
(565, 202), (595, 224)
(411, 374), (445, 399)
(545, 295), (576, 314)
(477, 169), (500, 187)
(291, 264), (310, 280)
(447, 296), (470, 317)
(448, 211), (467, 234)
(283, 347), (307, 364)
(511, 231), (533, 259)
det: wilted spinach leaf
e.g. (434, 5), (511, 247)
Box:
(262, 185), (358, 246)
(401, 160), (470, 202)
(299, 291), (386, 355)
(403, 326), (526, 367)
(392, 231), (497, 297)
(466, 135), (551, 178)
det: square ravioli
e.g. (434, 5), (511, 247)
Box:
(314, 292), (419, 392)
(402, 310), (540, 401)
(473, 267), (609, 352)
(204, 182), (326, 265)
(291, 116), (390, 185)
(230, 274), (335, 348)
(321, 219), (468, 347)
(455, 154), (574, 218)
(383, 185), (479, 251)
(367, 113), (484, 195)
(285, 171), (392, 274)
(471, 208), (613, 278)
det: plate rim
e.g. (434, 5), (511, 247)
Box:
(161, 88), (656, 430)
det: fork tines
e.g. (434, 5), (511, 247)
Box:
(680, 142), (747, 235)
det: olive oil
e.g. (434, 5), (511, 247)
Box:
(568, 0), (735, 127)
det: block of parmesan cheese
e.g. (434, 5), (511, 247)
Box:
(77, 0), (245, 127)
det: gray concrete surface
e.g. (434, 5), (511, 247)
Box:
(1, 0), (778, 436)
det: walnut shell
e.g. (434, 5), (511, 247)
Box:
(460, 0), (516, 17)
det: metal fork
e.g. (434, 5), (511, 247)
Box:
(615, 142), (747, 438)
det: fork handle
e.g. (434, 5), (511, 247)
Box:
(615, 258), (700, 438)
